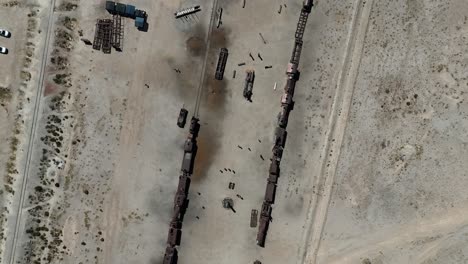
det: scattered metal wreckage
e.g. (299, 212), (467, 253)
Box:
(259, 32), (267, 44)
(157, 0), (315, 261)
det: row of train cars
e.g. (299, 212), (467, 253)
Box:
(256, 0), (314, 248)
(164, 117), (200, 264)
(166, 0), (314, 262)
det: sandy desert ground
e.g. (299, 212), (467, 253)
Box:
(0, 0), (466, 264)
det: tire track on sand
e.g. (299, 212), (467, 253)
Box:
(300, 0), (374, 263)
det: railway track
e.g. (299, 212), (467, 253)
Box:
(193, 0), (219, 117)
(256, 0), (314, 248)
(6, 0), (57, 263)
(163, 0), (219, 263)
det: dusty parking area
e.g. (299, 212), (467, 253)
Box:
(1, 0), (468, 263)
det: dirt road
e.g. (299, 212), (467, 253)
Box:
(6, 0), (56, 263)
(301, 0), (374, 262)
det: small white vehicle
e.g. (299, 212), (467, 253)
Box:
(0, 47), (8, 54)
(0, 29), (11, 38)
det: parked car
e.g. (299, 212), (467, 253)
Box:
(0, 29), (11, 38)
(0, 47), (8, 54)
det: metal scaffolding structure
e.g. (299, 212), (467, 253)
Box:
(92, 20), (103, 50)
(101, 19), (113, 54)
(93, 19), (114, 53)
(112, 14), (124, 51)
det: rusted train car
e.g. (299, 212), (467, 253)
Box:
(274, 127), (287, 148)
(177, 174), (191, 195)
(243, 70), (255, 101)
(215, 48), (229, 80)
(256, 202), (273, 247)
(264, 182), (277, 204)
(163, 247), (178, 264)
(268, 161), (280, 184)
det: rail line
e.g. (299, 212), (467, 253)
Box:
(163, 0), (219, 263)
(256, 0), (314, 247)
(193, 0), (219, 117)
(7, 0), (57, 263)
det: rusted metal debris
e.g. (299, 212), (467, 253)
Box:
(259, 32), (267, 44)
